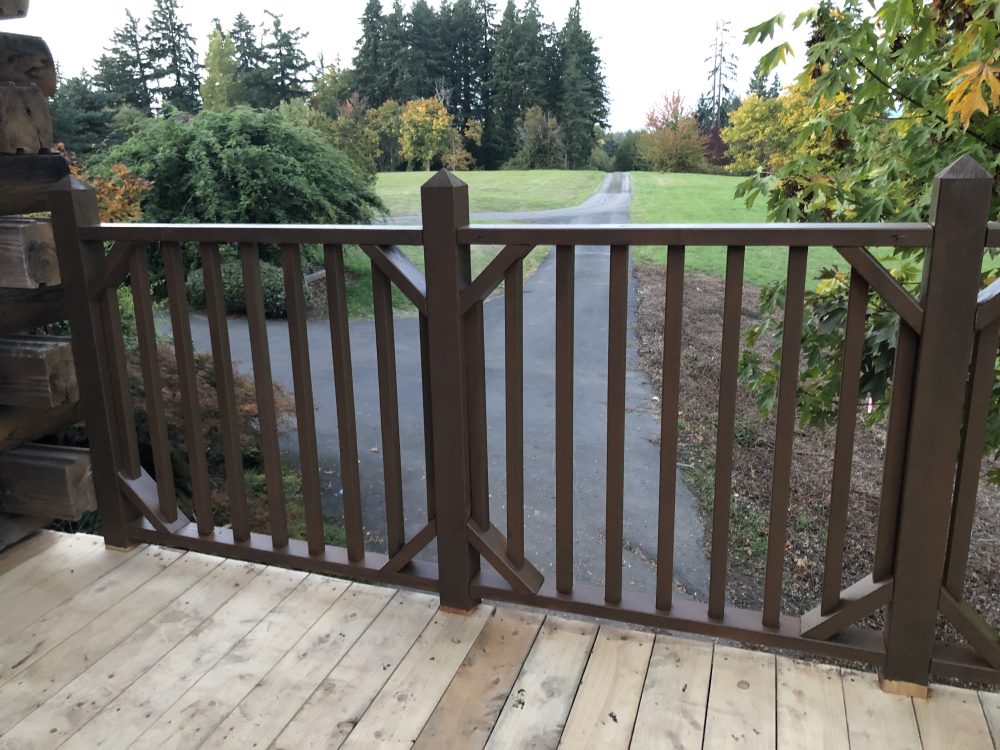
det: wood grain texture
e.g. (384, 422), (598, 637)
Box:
(0, 153), (68, 215)
(202, 583), (396, 750)
(133, 574), (348, 750)
(340, 605), (491, 749)
(0, 218), (57, 288)
(272, 590), (439, 750)
(0, 83), (50, 153)
(485, 616), (597, 749)
(0, 335), (76, 409)
(0, 444), (92, 520)
(841, 669), (921, 750)
(703, 645), (776, 749)
(414, 609), (544, 749)
(0, 559), (261, 745)
(631, 635), (714, 749)
(0, 552), (222, 734)
(776, 656), (849, 749)
(0, 546), (179, 683)
(912, 685), (993, 750)
(0, 33), (55, 94)
(560, 625), (654, 749)
(63, 566), (311, 750)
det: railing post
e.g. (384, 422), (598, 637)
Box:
(49, 176), (139, 548)
(881, 156), (994, 695)
(421, 169), (480, 611)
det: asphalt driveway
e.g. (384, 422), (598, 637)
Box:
(187, 172), (709, 598)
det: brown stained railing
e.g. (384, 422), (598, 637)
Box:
(504, 259), (524, 568)
(709, 245), (744, 621)
(655, 245), (684, 611)
(201, 243), (249, 542)
(554, 245), (575, 596)
(163, 242), (213, 536)
(821, 269), (868, 615)
(240, 242), (289, 549)
(51, 157), (999, 691)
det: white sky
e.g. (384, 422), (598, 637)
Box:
(15, 0), (814, 131)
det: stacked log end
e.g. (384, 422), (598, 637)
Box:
(0, 4), (95, 545)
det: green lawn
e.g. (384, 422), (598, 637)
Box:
(375, 170), (604, 216)
(629, 172), (846, 288)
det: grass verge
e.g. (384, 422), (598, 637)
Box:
(629, 172), (845, 287)
(375, 169), (605, 216)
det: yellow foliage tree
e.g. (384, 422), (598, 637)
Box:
(721, 88), (816, 175)
(400, 97), (459, 171)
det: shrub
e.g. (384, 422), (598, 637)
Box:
(186, 256), (286, 318)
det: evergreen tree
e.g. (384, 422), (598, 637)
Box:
(146, 0), (201, 111)
(50, 73), (119, 155)
(442, 0), (495, 163)
(381, 1), (413, 101)
(747, 69), (781, 99)
(261, 12), (312, 105)
(201, 29), (238, 112)
(229, 13), (269, 107)
(555, 1), (607, 168)
(94, 10), (154, 114)
(354, 0), (388, 105)
(406, 0), (444, 100)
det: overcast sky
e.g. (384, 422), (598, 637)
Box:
(16, 0), (814, 131)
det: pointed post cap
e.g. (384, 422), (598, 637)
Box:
(421, 168), (468, 191)
(935, 154), (992, 182)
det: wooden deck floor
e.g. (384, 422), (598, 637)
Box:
(0, 532), (996, 749)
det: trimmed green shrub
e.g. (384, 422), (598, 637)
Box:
(186, 257), (286, 318)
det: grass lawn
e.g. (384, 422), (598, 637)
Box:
(375, 170), (604, 216)
(629, 172), (847, 288)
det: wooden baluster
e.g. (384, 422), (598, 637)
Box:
(505, 257), (524, 567)
(555, 245), (575, 595)
(762, 246), (808, 628)
(605, 244), (629, 605)
(708, 245), (745, 620)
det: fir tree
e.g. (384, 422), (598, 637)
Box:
(555, 1), (607, 168)
(228, 14), (270, 107)
(406, 0), (444, 100)
(262, 11), (312, 105)
(94, 10), (154, 114)
(354, 0), (388, 105)
(146, 0), (201, 111)
(50, 73), (118, 155)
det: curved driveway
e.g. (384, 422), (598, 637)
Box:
(188, 173), (709, 599)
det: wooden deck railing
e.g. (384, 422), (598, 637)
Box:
(49, 157), (998, 694)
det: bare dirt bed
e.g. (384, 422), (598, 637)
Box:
(632, 264), (1000, 638)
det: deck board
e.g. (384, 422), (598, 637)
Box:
(912, 685), (993, 750)
(340, 604), (492, 749)
(62, 565), (310, 750)
(703, 645), (777, 749)
(133, 573), (349, 750)
(559, 625), (655, 749)
(0, 551), (222, 736)
(776, 656), (849, 749)
(413, 608), (544, 749)
(841, 669), (923, 750)
(272, 590), (439, 750)
(0, 533), (992, 750)
(631, 634), (714, 749)
(485, 615), (597, 749)
(0, 546), (181, 685)
(201, 582), (395, 749)
(0, 558), (260, 748)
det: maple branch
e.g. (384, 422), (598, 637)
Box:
(854, 57), (996, 149)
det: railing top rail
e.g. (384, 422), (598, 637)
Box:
(77, 222), (423, 246)
(458, 222), (933, 247)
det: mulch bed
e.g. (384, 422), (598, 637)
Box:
(632, 264), (1000, 643)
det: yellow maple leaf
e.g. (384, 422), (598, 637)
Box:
(945, 61), (1000, 130)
